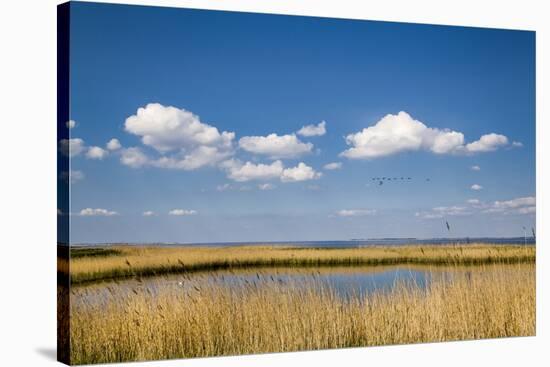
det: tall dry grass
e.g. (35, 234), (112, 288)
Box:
(66, 244), (535, 284)
(68, 263), (535, 365)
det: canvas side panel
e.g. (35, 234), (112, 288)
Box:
(57, 2), (71, 365)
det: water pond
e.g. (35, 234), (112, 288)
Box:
(72, 265), (479, 305)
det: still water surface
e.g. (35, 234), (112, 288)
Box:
(73, 265), (468, 305)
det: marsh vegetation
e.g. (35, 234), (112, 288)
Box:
(64, 244), (535, 284)
(62, 244), (536, 365)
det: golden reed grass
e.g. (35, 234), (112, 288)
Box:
(66, 263), (535, 365)
(64, 244), (535, 284)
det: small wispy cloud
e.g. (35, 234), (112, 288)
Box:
(471, 184), (483, 191)
(516, 206), (535, 214)
(336, 209), (376, 217)
(168, 209), (197, 216)
(323, 162), (342, 170)
(306, 184), (321, 191)
(120, 147), (149, 168)
(258, 183), (275, 190)
(216, 183), (232, 192)
(59, 170), (84, 184)
(482, 196), (535, 215)
(79, 208), (118, 216)
(216, 183), (257, 192)
(142, 211), (156, 216)
(417, 196), (535, 219)
(471, 165), (481, 171)
(415, 206), (471, 219)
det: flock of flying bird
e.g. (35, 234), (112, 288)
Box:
(371, 177), (431, 185)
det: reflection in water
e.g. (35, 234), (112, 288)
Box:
(71, 265), (468, 306)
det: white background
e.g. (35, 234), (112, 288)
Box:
(0, 0), (547, 365)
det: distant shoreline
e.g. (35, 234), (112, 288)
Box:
(60, 243), (536, 285)
(61, 236), (537, 248)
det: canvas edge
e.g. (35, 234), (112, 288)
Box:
(57, 1), (71, 365)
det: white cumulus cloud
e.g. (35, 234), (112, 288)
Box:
(106, 138), (122, 151)
(297, 121), (326, 137)
(239, 133), (313, 159)
(280, 162), (322, 182)
(471, 184), (483, 191)
(59, 138), (85, 157)
(471, 165), (481, 171)
(66, 120), (76, 129)
(86, 146), (109, 160)
(222, 159), (321, 183)
(340, 111), (512, 159)
(224, 160), (284, 182)
(142, 211), (156, 216)
(464, 133), (508, 153)
(125, 103), (234, 152)
(124, 103), (235, 170)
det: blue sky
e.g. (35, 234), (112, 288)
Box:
(62, 2), (535, 243)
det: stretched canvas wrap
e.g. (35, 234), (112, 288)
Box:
(57, 1), (536, 365)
